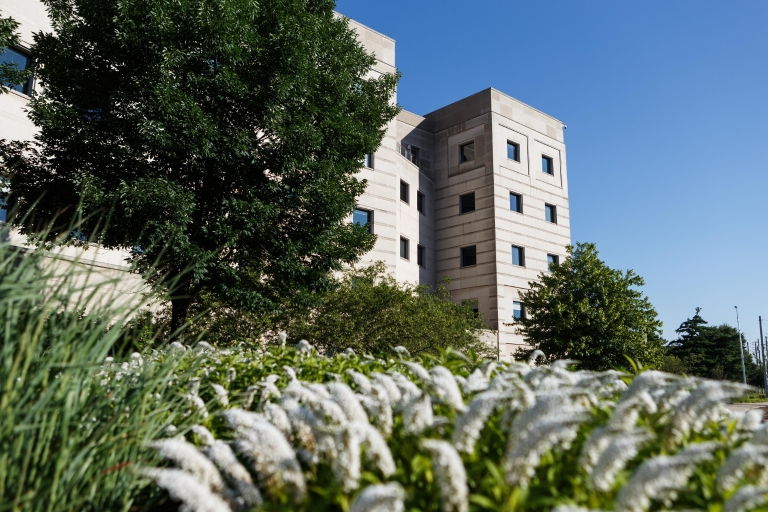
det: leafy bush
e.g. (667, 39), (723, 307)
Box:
(279, 263), (494, 357)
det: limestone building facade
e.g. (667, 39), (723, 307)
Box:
(350, 19), (571, 358)
(0, 5), (571, 357)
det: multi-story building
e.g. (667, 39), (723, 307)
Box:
(349, 20), (571, 358)
(0, 4), (571, 357)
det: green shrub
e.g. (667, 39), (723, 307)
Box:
(278, 263), (494, 357)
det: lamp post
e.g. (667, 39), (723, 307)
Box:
(735, 306), (747, 385)
(761, 316), (768, 397)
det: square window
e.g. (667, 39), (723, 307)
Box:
(513, 301), (525, 320)
(417, 245), (425, 267)
(547, 254), (559, 268)
(460, 245), (477, 267)
(417, 191), (425, 214)
(512, 245), (525, 267)
(542, 155), (554, 175)
(400, 237), (409, 260)
(507, 141), (520, 161)
(363, 153), (373, 169)
(353, 208), (373, 234)
(1, 47), (32, 95)
(459, 141), (475, 163)
(400, 180), (409, 203)
(545, 203), (557, 224)
(463, 300), (480, 318)
(459, 192), (475, 214)
(510, 192), (522, 213)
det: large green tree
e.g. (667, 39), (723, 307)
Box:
(667, 308), (763, 385)
(515, 242), (666, 371)
(0, 0), (399, 335)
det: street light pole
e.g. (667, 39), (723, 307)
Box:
(735, 306), (747, 385)
(760, 317), (768, 396)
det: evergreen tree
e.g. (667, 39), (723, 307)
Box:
(0, 0), (399, 336)
(667, 308), (763, 385)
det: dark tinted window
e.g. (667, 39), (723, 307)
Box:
(459, 192), (475, 214)
(364, 153), (373, 168)
(547, 254), (559, 267)
(510, 193), (522, 213)
(512, 246), (525, 267)
(542, 155), (554, 175)
(400, 181), (409, 203)
(507, 141), (520, 161)
(353, 208), (373, 233)
(400, 237), (409, 260)
(417, 245), (425, 267)
(417, 192), (425, 214)
(1, 47), (32, 95)
(545, 204), (557, 223)
(460, 246), (477, 267)
(459, 141), (475, 163)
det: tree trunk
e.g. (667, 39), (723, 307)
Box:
(169, 280), (193, 342)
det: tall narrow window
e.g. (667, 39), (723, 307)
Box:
(411, 146), (420, 163)
(513, 301), (525, 320)
(545, 203), (557, 223)
(507, 141), (520, 161)
(459, 192), (475, 214)
(0, 47), (32, 95)
(510, 192), (522, 213)
(363, 153), (374, 169)
(417, 191), (425, 214)
(400, 237), (409, 260)
(459, 141), (475, 163)
(460, 246), (477, 267)
(400, 180), (409, 203)
(353, 208), (373, 234)
(417, 245), (425, 267)
(542, 155), (554, 175)
(547, 254), (559, 268)
(0, 178), (8, 223)
(512, 246), (525, 267)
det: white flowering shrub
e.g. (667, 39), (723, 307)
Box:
(3, 233), (765, 512)
(121, 341), (768, 512)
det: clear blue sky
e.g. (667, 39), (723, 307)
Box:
(336, 0), (768, 351)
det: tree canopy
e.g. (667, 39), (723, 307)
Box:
(515, 242), (666, 371)
(0, 0), (399, 335)
(666, 308), (764, 385)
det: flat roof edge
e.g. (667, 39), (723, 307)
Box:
(490, 88), (564, 125)
(337, 13), (396, 44)
(422, 87), (564, 125)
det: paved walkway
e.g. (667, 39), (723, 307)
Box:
(726, 403), (768, 419)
